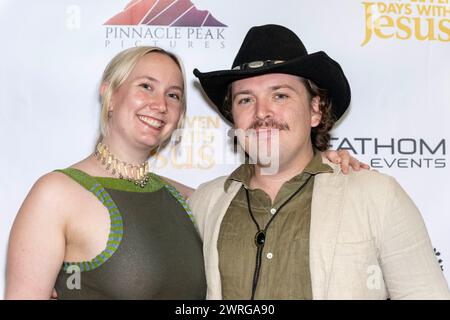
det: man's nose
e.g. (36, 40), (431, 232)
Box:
(255, 99), (272, 120)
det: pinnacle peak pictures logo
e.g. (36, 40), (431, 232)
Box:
(104, 0), (227, 49)
(361, 0), (450, 46)
(105, 0), (227, 27)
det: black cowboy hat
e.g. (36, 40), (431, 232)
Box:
(193, 24), (351, 124)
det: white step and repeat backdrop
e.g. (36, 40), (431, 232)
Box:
(1, 0), (449, 298)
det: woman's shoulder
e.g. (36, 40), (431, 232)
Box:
(30, 170), (76, 198)
(23, 171), (82, 213)
(24, 157), (100, 214)
(11, 171), (75, 243)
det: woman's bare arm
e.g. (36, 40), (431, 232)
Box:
(5, 173), (68, 299)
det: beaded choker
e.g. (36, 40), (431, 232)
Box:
(94, 141), (150, 188)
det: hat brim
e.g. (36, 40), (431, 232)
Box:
(193, 51), (351, 124)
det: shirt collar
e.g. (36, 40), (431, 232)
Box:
(224, 149), (333, 192)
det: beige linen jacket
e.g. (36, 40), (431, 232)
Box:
(188, 159), (450, 300)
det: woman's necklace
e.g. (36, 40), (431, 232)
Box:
(94, 141), (150, 188)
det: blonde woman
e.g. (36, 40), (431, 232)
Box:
(6, 46), (208, 299)
(6, 46), (364, 299)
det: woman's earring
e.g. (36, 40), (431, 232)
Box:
(108, 110), (113, 119)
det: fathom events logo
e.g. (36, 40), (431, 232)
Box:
(104, 0), (227, 49)
(330, 137), (446, 169)
(361, 0), (450, 46)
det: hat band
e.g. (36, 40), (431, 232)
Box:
(232, 59), (285, 71)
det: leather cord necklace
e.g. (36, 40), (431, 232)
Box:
(245, 174), (313, 300)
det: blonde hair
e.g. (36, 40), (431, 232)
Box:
(98, 46), (186, 144)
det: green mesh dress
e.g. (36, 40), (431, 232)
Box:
(53, 168), (206, 299)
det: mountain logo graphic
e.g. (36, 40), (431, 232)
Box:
(105, 0), (227, 27)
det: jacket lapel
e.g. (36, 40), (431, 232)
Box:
(204, 181), (241, 299)
(310, 161), (346, 299)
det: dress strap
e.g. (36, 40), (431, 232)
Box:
(55, 168), (101, 191)
(54, 168), (124, 272)
(148, 174), (197, 227)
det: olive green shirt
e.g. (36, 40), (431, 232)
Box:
(218, 151), (332, 299)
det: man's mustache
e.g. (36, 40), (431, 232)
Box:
(248, 119), (290, 131)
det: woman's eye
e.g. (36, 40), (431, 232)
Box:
(140, 83), (152, 91)
(168, 93), (181, 101)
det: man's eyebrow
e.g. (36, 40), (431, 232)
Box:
(269, 84), (298, 92)
(232, 90), (252, 101)
(232, 84), (299, 100)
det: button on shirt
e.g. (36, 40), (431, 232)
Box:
(218, 151), (333, 299)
